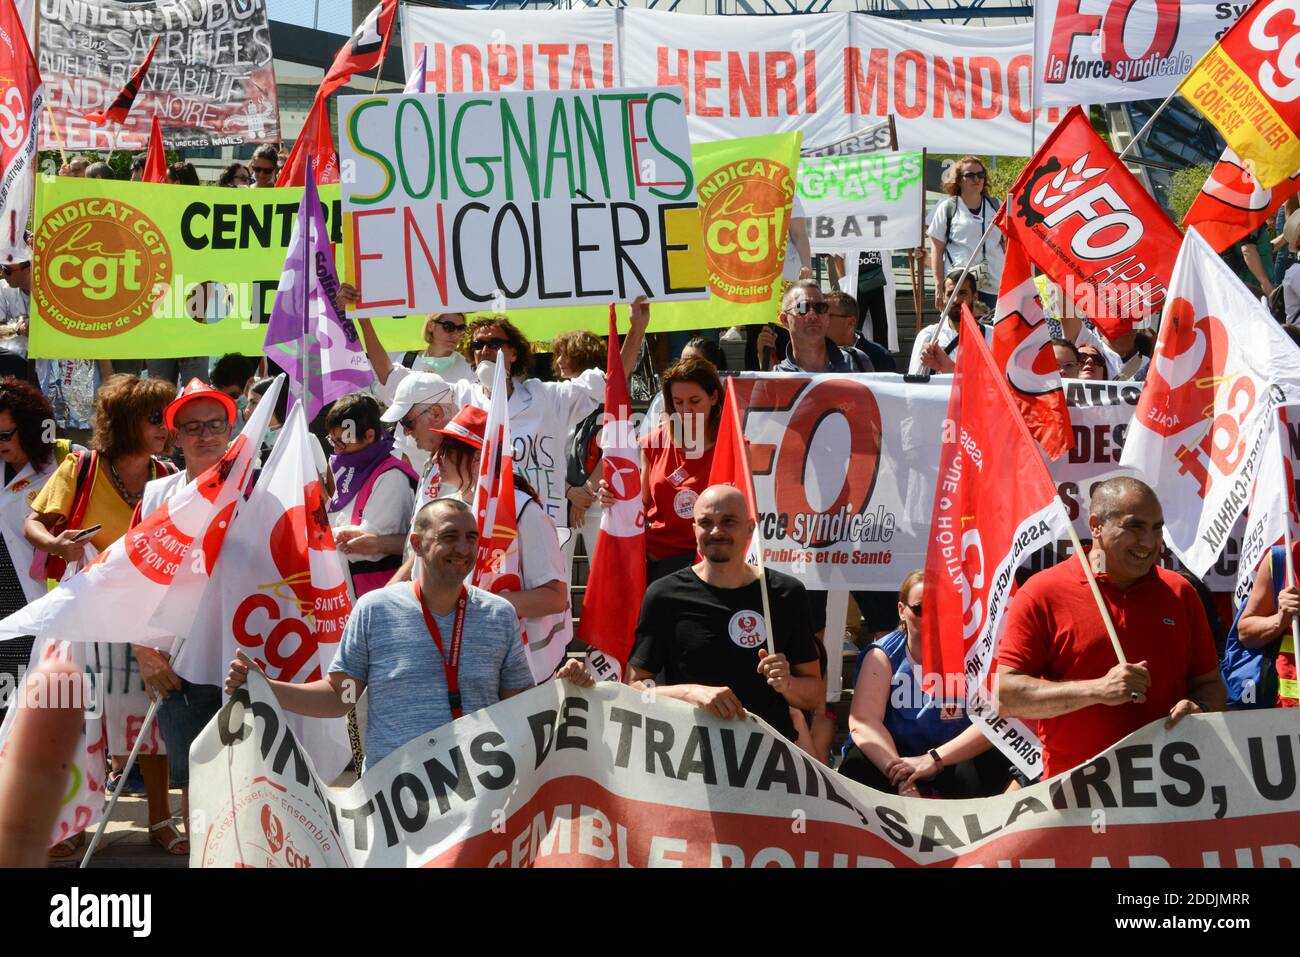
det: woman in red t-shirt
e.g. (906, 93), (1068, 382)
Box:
(602, 356), (723, 583)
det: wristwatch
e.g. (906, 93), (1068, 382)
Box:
(928, 748), (944, 769)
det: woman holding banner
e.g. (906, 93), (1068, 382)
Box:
(23, 375), (182, 856)
(839, 569), (1010, 799)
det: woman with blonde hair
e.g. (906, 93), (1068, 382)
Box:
(928, 155), (1004, 312)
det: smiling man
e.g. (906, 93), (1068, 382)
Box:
(996, 477), (1225, 780)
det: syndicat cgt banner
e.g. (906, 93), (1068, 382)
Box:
(191, 670), (1300, 868)
(35, 0), (280, 151)
(732, 373), (1245, 594)
(400, 6), (1070, 156)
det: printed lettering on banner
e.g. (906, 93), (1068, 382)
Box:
(338, 88), (708, 316)
(190, 670), (1300, 868)
(797, 149), (924, 253)
(37, 0), (280, 151)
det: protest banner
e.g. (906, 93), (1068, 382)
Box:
(1034, 0), (1248, 109)
(0, 0), (42, 262)
(801, 118), (893, 158)
(400, 8), (1064, 156)
(796, 150), (923, 254)
(338, 88), (708, 317)
(191, 670), (1300, 868)
(37, 0), (280, 151)
(1183, 146), (1300, 253)
(27, 177), (424, 359)
(1178, 0), (1300, 189)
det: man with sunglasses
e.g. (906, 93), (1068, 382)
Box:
(0, 259), (30, 381)
(773, 280), (873, 374)
(250, 144), (279, 188)
(129, 378), (239, 852)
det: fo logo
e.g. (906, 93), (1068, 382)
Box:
(728, 610), (766, 649)
(697, 158), (794, 304)
(34, 197), (170, 338)
(1016, 154), (1142, 262)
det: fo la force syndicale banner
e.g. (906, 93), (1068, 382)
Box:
(29, 177), (425, 360)
(731, 373), (1246, 595)
(23, 0), (281, 150)
(400, 6), (1071, 156)
(338, 87), (708, 317)
(191, 670), (1300, 868)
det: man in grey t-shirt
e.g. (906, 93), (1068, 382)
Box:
(226, 498), (593, 769)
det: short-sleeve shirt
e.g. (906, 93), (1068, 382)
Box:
(31, 454), (166, 553)
(641, 426), (715, 558)
(998, 558), (1220, 779)
(630, 567), (819, 740)
(328, 466), (416, 565)
(330, 582), (533, 769)
(927, 196), (1005, 294)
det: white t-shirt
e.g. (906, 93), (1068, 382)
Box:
(377, 357), (476, 475)
(927, 196), (1005, 294)
(907, 320), (992, 374)
(0, 286), (28, 358)
(1284, 261), (1300, 325)
(515, 489), (572, 682)
(328, 467), (415, 565)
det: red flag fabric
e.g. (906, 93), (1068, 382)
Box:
(141, 114), (167, 184)
(989, 238), (1073, 460)
(319, 0), (398, 100)
(1183, 146), (1300, 253)
(706, 378), (760, 550)
(276, 94), (339, 188)
(84, 34), (158, 126)
(920, 304), (1072, 773)
(995, 106), (1182, 341)
(0, 0), (43, 262)
(575, 305), (646, 679)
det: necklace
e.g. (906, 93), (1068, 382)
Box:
(106, 458), (146, 507)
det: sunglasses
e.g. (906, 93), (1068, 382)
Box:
(788, 301), (829, 316)
(233, 174), (251, 184)
(400, 406), (434, 430)
(472, 337), (509, 352)
(176, 417), (232, 437)
(0, 427), (16, 442)
(432, 319), (467, 334)
(147, 411), (164, 426)
(1079, 353), (1104, 366)
(251, 165), (276, 175)
(961, 170), (987, 180)
(906, 602), (923, 617)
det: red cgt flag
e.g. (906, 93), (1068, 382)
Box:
(84, 34), (158, 126)
(575, 305), (646, 679)
(990, 238), (1073, 460)
(320, 0), (398, 100)
(996, 106), (1182, 341)
(277, 94), (339, 188)
(141, 115), (166, 184)
(1183, 146), (1300, 253)
(921, 304), (1072, 774)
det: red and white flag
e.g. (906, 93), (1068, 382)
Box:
(158, 403), (353, 781)
(996, 106), (1182, 340)
(0, 378), (284, 648)
(0, 0), (43, 262)
(576, 305), (646, 681)
(921, 304), (1072, 776)
(83, 34), (158, 126)
(1121, 228), (1300, 577)
(1233, 403), (1300, 609)
(276, 94), (339, 188)
(990, 237), (1073, 460)
(320, 0), (398, 100)
(141, 114), (167, 184)
(1183, 147), (1300, 254)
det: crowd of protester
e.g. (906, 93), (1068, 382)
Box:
(2, 148), (1299, 863)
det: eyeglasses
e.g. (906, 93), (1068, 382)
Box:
(431, 319), (467, 335)
(1079, 353), (1104, 367)
(906, 602), (923, 617)
(787, 301), (829, 316)
(147, 411), (165, 426)
(400, 406), (435, 430)
(961, 170), (987, 180)
(472, 337), (509, 352)
(251, 165), (276, 175)
(233, 174), (251, 184)
(0, 427), (17, 442)
(176, 417), (232, 437)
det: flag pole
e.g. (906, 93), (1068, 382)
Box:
(727, 381), (775, 655)
(80, 637), (188, 867)
(1116, 89), (1179, 161)
(1062, 523), (1128, 669)
(1277, 406), (1300, 652)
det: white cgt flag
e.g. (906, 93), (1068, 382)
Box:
(0, 378), (284, 647)
(156, 403), (353, 781)
(1121, 229), (1300, 577)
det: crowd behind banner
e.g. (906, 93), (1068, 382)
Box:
(1, 0), (1300, 867)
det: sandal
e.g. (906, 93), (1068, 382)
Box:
(106, 767), (145, 797)
(48, 832), (85, 860)
(148, 820), (189, 856)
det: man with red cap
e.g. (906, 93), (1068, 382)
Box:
(129, 378), (238, 852)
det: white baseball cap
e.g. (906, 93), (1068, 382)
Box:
(380, 372), (453, 423)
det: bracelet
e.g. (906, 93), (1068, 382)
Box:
(928, 748), (944, 769)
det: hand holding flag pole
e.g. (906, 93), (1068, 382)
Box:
(1278, 406), (1300, 655)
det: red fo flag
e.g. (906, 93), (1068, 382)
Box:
(576, 305), (646, 679)
(141, 114), (167, 184)
(1183, 146), (1300, 253)
(990, 238), (1072, 460)
(84, 34), (158, 126)
(996, 106), (1181, 341)
(921, 304), (1072, 774)
(320, 0), (398, 100)
(277, 94), (339, 188)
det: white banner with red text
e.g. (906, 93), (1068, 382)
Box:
(191, 670), (1300, 867)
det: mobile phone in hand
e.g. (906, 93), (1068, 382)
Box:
(70, 524), (102, 543)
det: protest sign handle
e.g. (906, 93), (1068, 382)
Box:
(1278, 406), (1300, 652)
(80, 637), (188, 868)
(937, 211), (1001, 325)
(1063, 523), (1127, 666)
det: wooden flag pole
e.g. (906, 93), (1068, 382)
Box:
(1063, 522), (1129, 670)
(1277, 406), (1300, 653)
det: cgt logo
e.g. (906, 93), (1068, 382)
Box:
(697, 158), (794, 304)
(1017, 154), (1143, 262)
(34, 197), (170, 338)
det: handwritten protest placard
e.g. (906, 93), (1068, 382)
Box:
(797, 149), (923, 253)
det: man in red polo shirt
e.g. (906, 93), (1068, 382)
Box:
(997, 477), (1225, 779)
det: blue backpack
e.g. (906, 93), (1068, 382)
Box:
(1221, 544), (1287, 709)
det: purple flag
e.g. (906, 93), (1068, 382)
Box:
(404, 45), (427, 93)
(264, 159), (373, 419)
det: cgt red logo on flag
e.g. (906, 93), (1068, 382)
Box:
(126, 505), (194, 584)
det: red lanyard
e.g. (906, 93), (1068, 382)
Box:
(413, 581), (469, 720)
